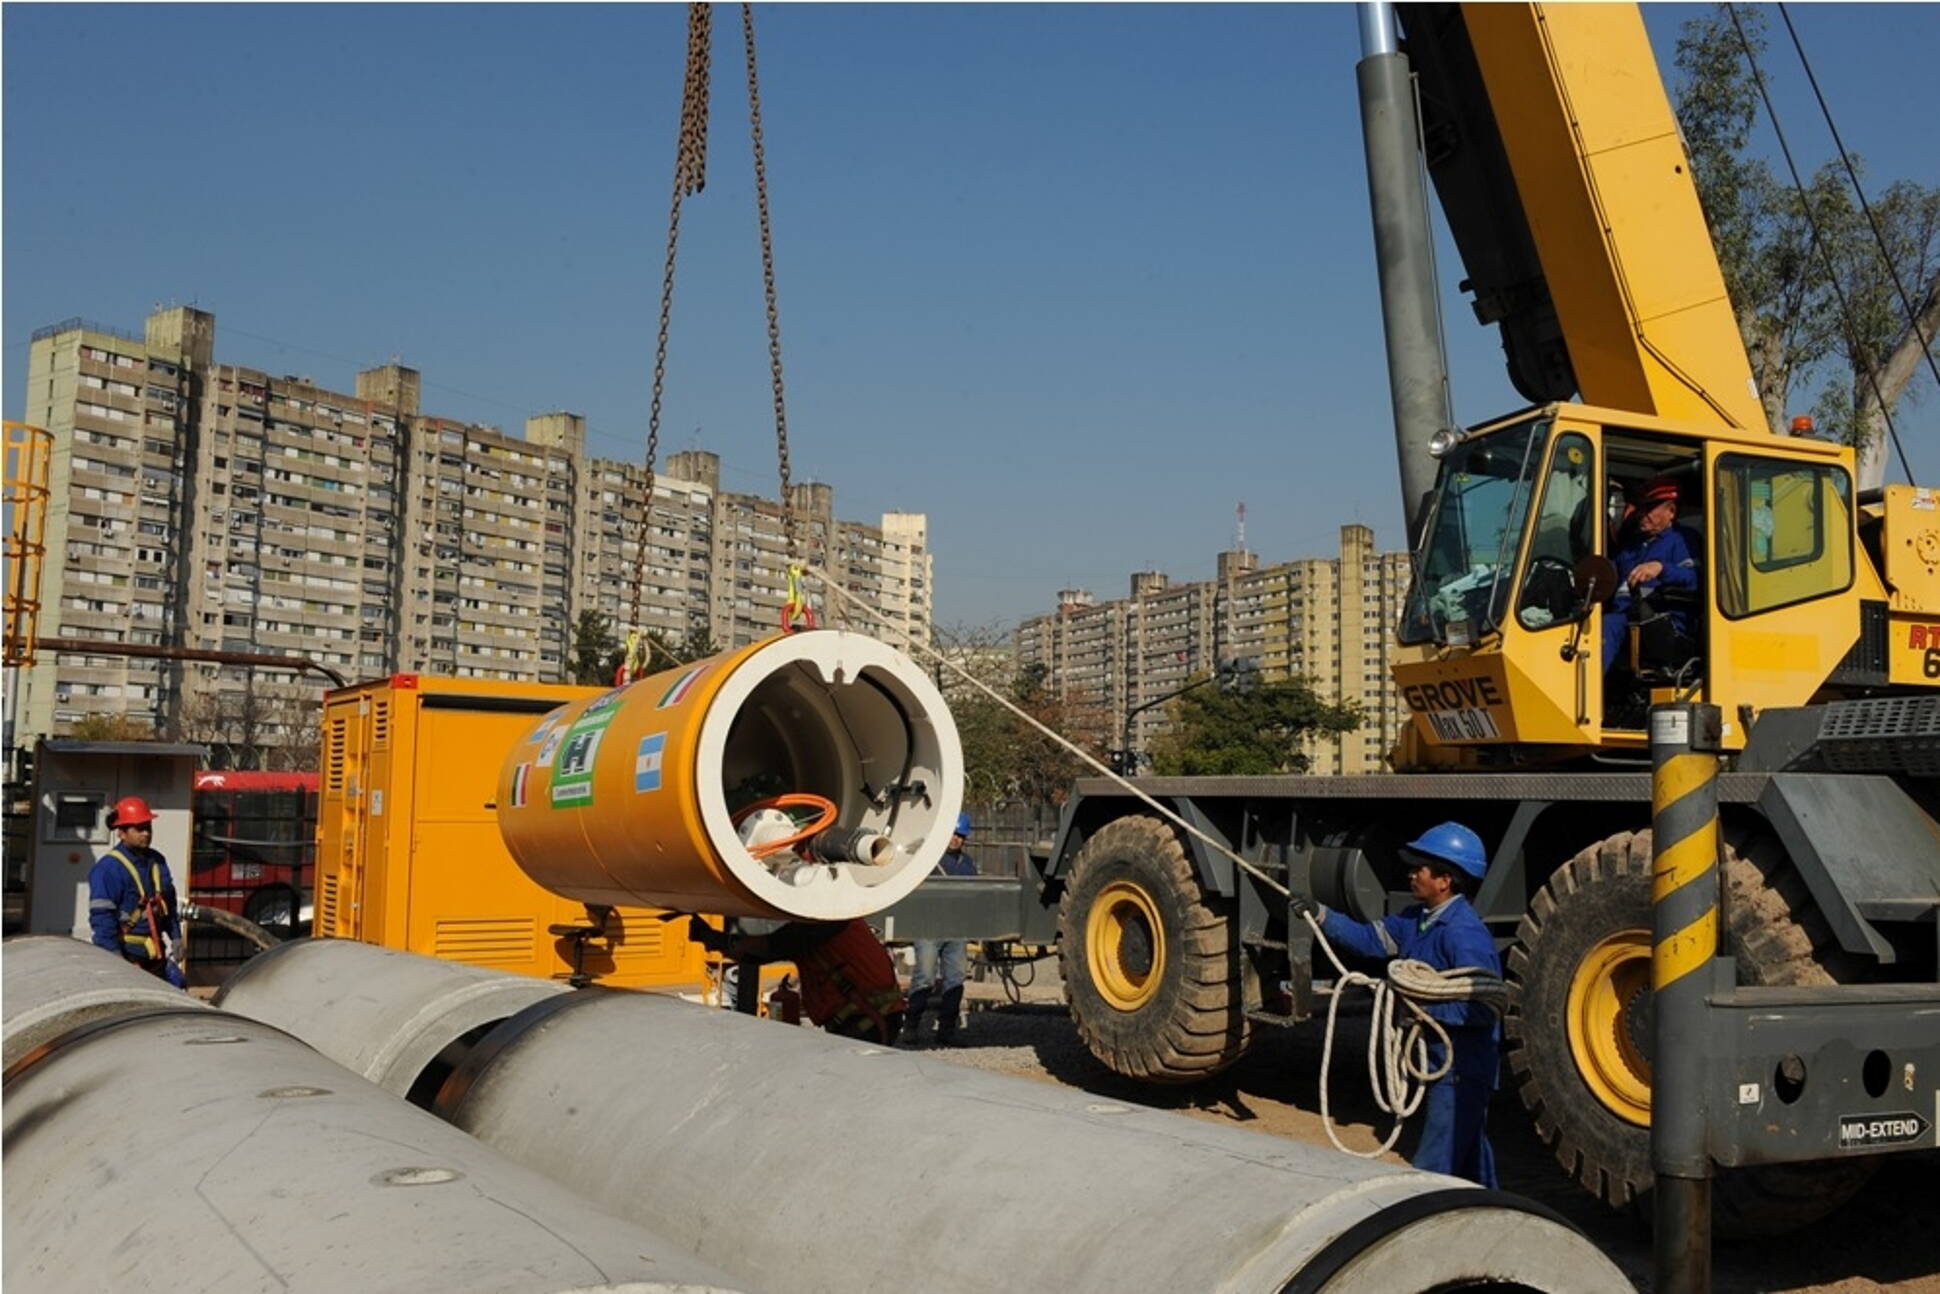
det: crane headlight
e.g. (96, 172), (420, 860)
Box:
(1427, 428), (1462, 459)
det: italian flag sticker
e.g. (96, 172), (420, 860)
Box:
(657, 664), (709, 709)
(511, 763), (530, 808)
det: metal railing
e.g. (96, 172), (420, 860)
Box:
(30, 316), (145, 345)
(4, 422), (54, 668)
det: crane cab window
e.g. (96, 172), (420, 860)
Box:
(1516, 433), (1596, 630)
(1400, 419), (1546, 645)
(1714, 455), (1853, 618)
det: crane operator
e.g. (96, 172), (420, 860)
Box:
(1602, 476), (1700, 674)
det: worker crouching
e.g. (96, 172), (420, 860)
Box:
(1297, 822), (1501, 1186)
(688, 916), (906, 1044)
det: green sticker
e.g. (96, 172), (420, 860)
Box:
(549, 707), (617, 809)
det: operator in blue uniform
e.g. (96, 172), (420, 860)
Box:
(1602, 476), (1700, 673)
(1293, 822), (1501, 1186)
(88, 795), (186, 989)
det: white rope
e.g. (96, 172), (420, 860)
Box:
(798, 567), (1507, 1159)
(801, 564), (1293, 899)
(1311, 938), (1507, 1158)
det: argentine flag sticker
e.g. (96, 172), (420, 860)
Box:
(635, 732), (668, 794)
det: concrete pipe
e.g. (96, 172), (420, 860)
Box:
(496, 631), (962, 921)
(213, 937), (567, 1101)
(2, 1008), (750, 1294)
(1, 933), (208, 1070)
(434, 991), (1633, 1294)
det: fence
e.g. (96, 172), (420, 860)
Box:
(188, 773), (318, 963)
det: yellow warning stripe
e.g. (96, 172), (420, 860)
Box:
(1654, 907), (1718, 989)
(1652, 825), (1718, 902)
(1652, 753), (1714, 811)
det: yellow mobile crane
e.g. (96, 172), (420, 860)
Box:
(1016, 2), (1940, 1232)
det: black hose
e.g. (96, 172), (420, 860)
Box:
(183, 903), (281, 952)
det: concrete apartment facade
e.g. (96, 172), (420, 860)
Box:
(10, 307), (931, 758)
(1015, 524), (1412, 774)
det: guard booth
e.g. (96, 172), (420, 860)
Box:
(24, 739), (204, 942)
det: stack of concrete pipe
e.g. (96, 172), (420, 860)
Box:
(212, 937), (568, 1101)
(1, 936), (748, 1294)
(1, 933), (213, 1069)
(217, 938), (1635, 1294)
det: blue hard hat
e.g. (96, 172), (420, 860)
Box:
(1401, 821), (1487, 880)
(954, 812), (972, 837)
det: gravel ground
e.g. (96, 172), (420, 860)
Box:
(901, 963), (1940, 1294)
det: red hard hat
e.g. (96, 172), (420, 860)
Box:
(1639, 477), (1680, 506)
(111, 796), (155, 827)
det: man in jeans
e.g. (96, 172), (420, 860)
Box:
(900, 812), (977, 1046)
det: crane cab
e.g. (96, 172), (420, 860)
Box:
(1391, 401), (1875, 763)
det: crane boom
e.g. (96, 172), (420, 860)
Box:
(1404, 3), (1768, 432)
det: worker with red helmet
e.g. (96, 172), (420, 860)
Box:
(87, 796), (186, 988)
(1601, 474), (1701, 674)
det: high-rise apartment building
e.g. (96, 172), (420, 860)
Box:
(1015, 525), (1412, 774)
(10, 307), (932, 758)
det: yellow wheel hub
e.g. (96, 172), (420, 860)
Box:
(1566, 929), (1654, 1127)
(1087, 880), (1166, 1012)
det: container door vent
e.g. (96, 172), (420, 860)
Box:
(323, 718), (348, 796)
(433, 916), (536, 966)
(317, 873), (340, 936)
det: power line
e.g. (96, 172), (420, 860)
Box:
(1726, 4), (1914, 484)
(1777, 4), (1940, 401)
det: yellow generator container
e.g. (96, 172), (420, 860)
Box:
(315, 674), (709, 990)
(497, 631), (963, 921)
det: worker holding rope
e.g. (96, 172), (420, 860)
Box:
(1293, 822), (1502, 1187)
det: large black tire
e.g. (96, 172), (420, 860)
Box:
(1057, 815), (1252, 1082)
(1506, 827), (1878, 1236)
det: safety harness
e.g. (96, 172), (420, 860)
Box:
(104, 845), (172, 963)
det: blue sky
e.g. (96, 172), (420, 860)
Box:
(6, 4), (1936, 631)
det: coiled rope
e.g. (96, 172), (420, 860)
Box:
(1313, 951), (1507, 1157)
(798, 566), (1507, 1156)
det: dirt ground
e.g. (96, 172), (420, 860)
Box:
(922, 971), (1940, 1294)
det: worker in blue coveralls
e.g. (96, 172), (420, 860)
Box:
(899, 811), (978, 1047)
(1292, 822), (1501, 1186)
(1602, 476), (1700, 674)
(88, 795), (186, 989)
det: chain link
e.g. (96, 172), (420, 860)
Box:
(741, 2), (797, 564)
(631, 2), (713, 630)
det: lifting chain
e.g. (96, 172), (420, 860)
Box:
(627, 4), (805, 671)
(628, 1), (714, 664)
(740, 2), (797, 568)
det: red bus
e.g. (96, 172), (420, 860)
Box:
(190, 771), (318, 950)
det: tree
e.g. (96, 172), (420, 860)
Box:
(997, 662), (1108, 809)
(68, 713), (156, 742)
(931, 621), (1106, 814)
(1675, 7), (1939, 486)
(1146, 674), (1361, 776)
(571, 610), (620, 686)
(170, 682), (320, 771)
(675, 627), (719, 664)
